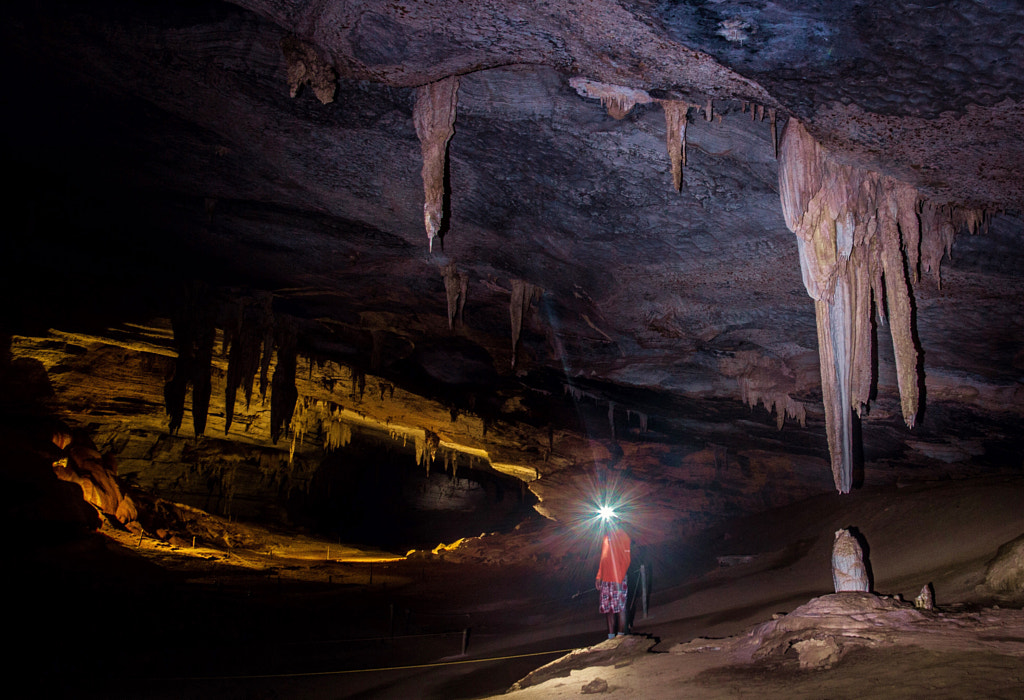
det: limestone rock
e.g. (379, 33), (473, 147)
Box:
(832, 528), (870, 592)
(984, 534), (1024, 596)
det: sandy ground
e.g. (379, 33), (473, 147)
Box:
(14, 474), (1024, 699)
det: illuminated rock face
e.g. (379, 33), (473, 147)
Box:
(3, 1), (1024, 541)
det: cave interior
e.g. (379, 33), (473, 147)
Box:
(2, 1), (1023, 697)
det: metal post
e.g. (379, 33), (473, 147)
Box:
(461, 628), (470, 655)
(640, 564), (648, 618)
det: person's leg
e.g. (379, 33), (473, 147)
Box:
(606, 612), (616, 638)
(617, 607), (628, 635)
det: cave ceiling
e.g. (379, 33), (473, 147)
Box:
(2, 0), (1023, 526)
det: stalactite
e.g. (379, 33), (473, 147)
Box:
(564, 384), (586, 402)
(768, 108), (778, 158)
(269, 320), (298, 445)
(877, 177), (919, 427)
(919, 201), (958, 287)
(324, 416), (352, 451)
(349, 367), (365, 401)
(414, 76), (460, 252)
(224, 295), (271, 433)
(510, 279), (542, 369)
(424, 430), (440, 464)
(569, 77), (652, 119)
(705, 99), (713, 122)
(442, 262), (468, 329)
(738, 377), (808, 430)
(280, 35), (337, 105)
(607, 401), (616, 439)
(779, 119), (941, 492)
(661, 100), (690, 191)
(164, 282), (215, 437)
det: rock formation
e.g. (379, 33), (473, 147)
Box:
(779, 120), (976, 492)
(414, 76), (460, 252)
(2, 0), (1022, 547)
(51, 430), (138, 527)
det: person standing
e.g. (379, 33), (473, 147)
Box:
(596, 521), (631, 639)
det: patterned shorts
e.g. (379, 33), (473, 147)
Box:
(599, 578), (628, 614)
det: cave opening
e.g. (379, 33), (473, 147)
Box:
(288, 429), (540, 551)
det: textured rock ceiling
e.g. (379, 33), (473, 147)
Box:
(2, 1), (1022, 536)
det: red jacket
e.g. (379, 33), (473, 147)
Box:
(597, 528), (631, 583)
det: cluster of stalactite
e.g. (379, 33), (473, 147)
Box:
(414, 76), (460, 252)
(737, 376), (807, 431)
(741, 102), (779, 157)
(164, 288), (300, 446)
(286, 398), (355, 463)
(280, 35), (337, 105)
(779, 119), (984, 493)
(223, 293), (274, 433)
(415, 429), (441, 474)
(571, 77), (707, 192)
(165, 282), (215, 437)
(569, 77), (654, 119)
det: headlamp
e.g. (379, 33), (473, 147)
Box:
(597, 504), (617, 521)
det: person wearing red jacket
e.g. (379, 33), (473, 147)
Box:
(595, 522), (631, 639)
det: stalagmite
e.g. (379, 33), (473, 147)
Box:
(510, 279), (542, 369)
(414, 76), (460, 252)
(779, 119), (933, 492)
(569, 77), (653, 119)
(661, 101), (690, 191)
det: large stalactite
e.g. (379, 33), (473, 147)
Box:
(413, 76), (460, 252)
(779, 120), (927, 493)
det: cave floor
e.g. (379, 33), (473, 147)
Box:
(15, 473), (1024, 699)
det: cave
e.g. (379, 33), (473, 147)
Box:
(3, 1), (1023, 698)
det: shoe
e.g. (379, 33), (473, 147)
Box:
(608, 633), (615, 639)
(616, 632), (625, 637)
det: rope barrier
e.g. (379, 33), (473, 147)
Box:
(162, 647), (580, 681)
(299, 630), (498, 645)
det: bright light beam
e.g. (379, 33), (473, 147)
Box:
(597, 504), (617, 521)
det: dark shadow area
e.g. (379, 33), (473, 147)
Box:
(292, 430), (539, 551)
